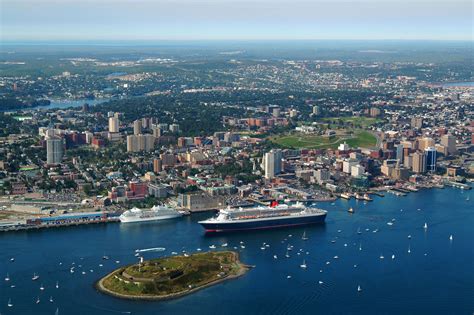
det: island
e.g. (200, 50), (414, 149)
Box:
(96, 251), (250, 300)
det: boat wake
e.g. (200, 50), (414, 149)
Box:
(135, 247), (166, 253)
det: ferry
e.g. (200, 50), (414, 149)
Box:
(340, 193), (352, 200)
(119, 205), (182, 223)
(198, 202), (327, 233)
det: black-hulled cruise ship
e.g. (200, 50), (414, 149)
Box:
(198, 202), (327, 232)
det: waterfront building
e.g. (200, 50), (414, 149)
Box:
(46, 137), (64, 164)
(412, 151), (426, 174)
(263, 149), (283, 179)
(424, 147), (437, 172)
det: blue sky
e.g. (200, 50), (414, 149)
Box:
(1, 0), (472, 41)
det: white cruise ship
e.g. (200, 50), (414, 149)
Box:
(119, 205), (182, 223)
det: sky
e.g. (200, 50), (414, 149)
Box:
(0, 0), (472, 41)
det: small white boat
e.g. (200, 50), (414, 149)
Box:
(300, 260), (307, 269)
(318, 280), (324, 284)
(115, 260), (120, 264)
(49, 296), (54, 303)
(423, 223), (428, 229)
(357, 285), (362, 292)
(287, 275), (292, 279)
(302, 231), (308, 241)
(359, 243), (362, 251)
(81, 271), (86, 275)
(449, 235), (453, 241)
(36, 297), (40, 304)
(32, 273), (39, 281)
(379, 254), (384, 259)
(10, 258), (14, 262)
(98, 264), (103, 267)
(56, 281), (59, 289)
(134, 253), (140, 257)
(408, 235), (412, 239)
(209, 244), (216, 249)
(40, 284), (44, 290)
(102, 255), (110, 260)
(240, 245), (246, 249)
(196, 248), (202, 251)
(387, 222), (393, 226)
(285, 250), (290, 258)
(392, 254), (395, 260)
(357, 228), (362, 235)
(408, 245), (411, 254)
(333, 255), (339, 259)
(221, 243), (228, 247)
(260, 246), (265, 250)
(5, 273), (10, 282)
(273, 255), (278, 259)
(7, 298), (13, 307)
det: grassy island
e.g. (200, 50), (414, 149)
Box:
(96, 251), (249, 300)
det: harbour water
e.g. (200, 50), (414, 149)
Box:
(1, 187), (473, 314)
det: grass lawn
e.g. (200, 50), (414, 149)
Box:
(270, 130), (376, 149)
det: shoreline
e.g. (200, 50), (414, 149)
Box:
(95, 252), (251, 301)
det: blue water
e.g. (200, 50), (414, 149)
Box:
(1, 187), (473, 315)
(442, 81), (474, 87)
(31, 99), (107, 111)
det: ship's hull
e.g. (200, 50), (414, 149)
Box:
(119, 213), (182, 223)
(199, 213), (326, 232)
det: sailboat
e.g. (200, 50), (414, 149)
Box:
(56, 281), (59, 289)
(408, 244), (411, 254)
(300, 260), (307, 269)
(359, 243), (362, 251)
(36, 297), (40, 304)
(5, 273), (10, 281)
(302, 231), (308, 241)
(357, 285), (362, 292)
(423, 222), (428, 230)
(32, 273), (39, 281)
(7, 298), (13, 307)
(449, 235), (453, 241)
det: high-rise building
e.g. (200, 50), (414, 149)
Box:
(312, 106), (320, 116)
(424, 147), (437, 172)
(133, 120), (142, 135)
(411, 117), (423, 129)
(127, 134), (155, 152)
(263, 149), (282, 179)
(440, 134), (457, 155)
(46, 137), (64, 164)
(418, 137), (435, 151)
(395, 143), (404, 164)
(412, 151), (426, 174)
(153, 158), (163, 173)
(108, 117), (119, 133)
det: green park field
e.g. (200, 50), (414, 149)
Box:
(270, 130), (376, 149)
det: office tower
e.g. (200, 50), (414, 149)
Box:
(424, 147), (437, 172)
(440, 134), (457, 155)
(395, 144), (404, 164)
(46, 137), (63, 164)
(418, 137), (435, 151)
(263, 149), (282, 179)
(108, 117), (119, 133)
(133, 120), (142, 135)
(412, 151), (426, 174)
